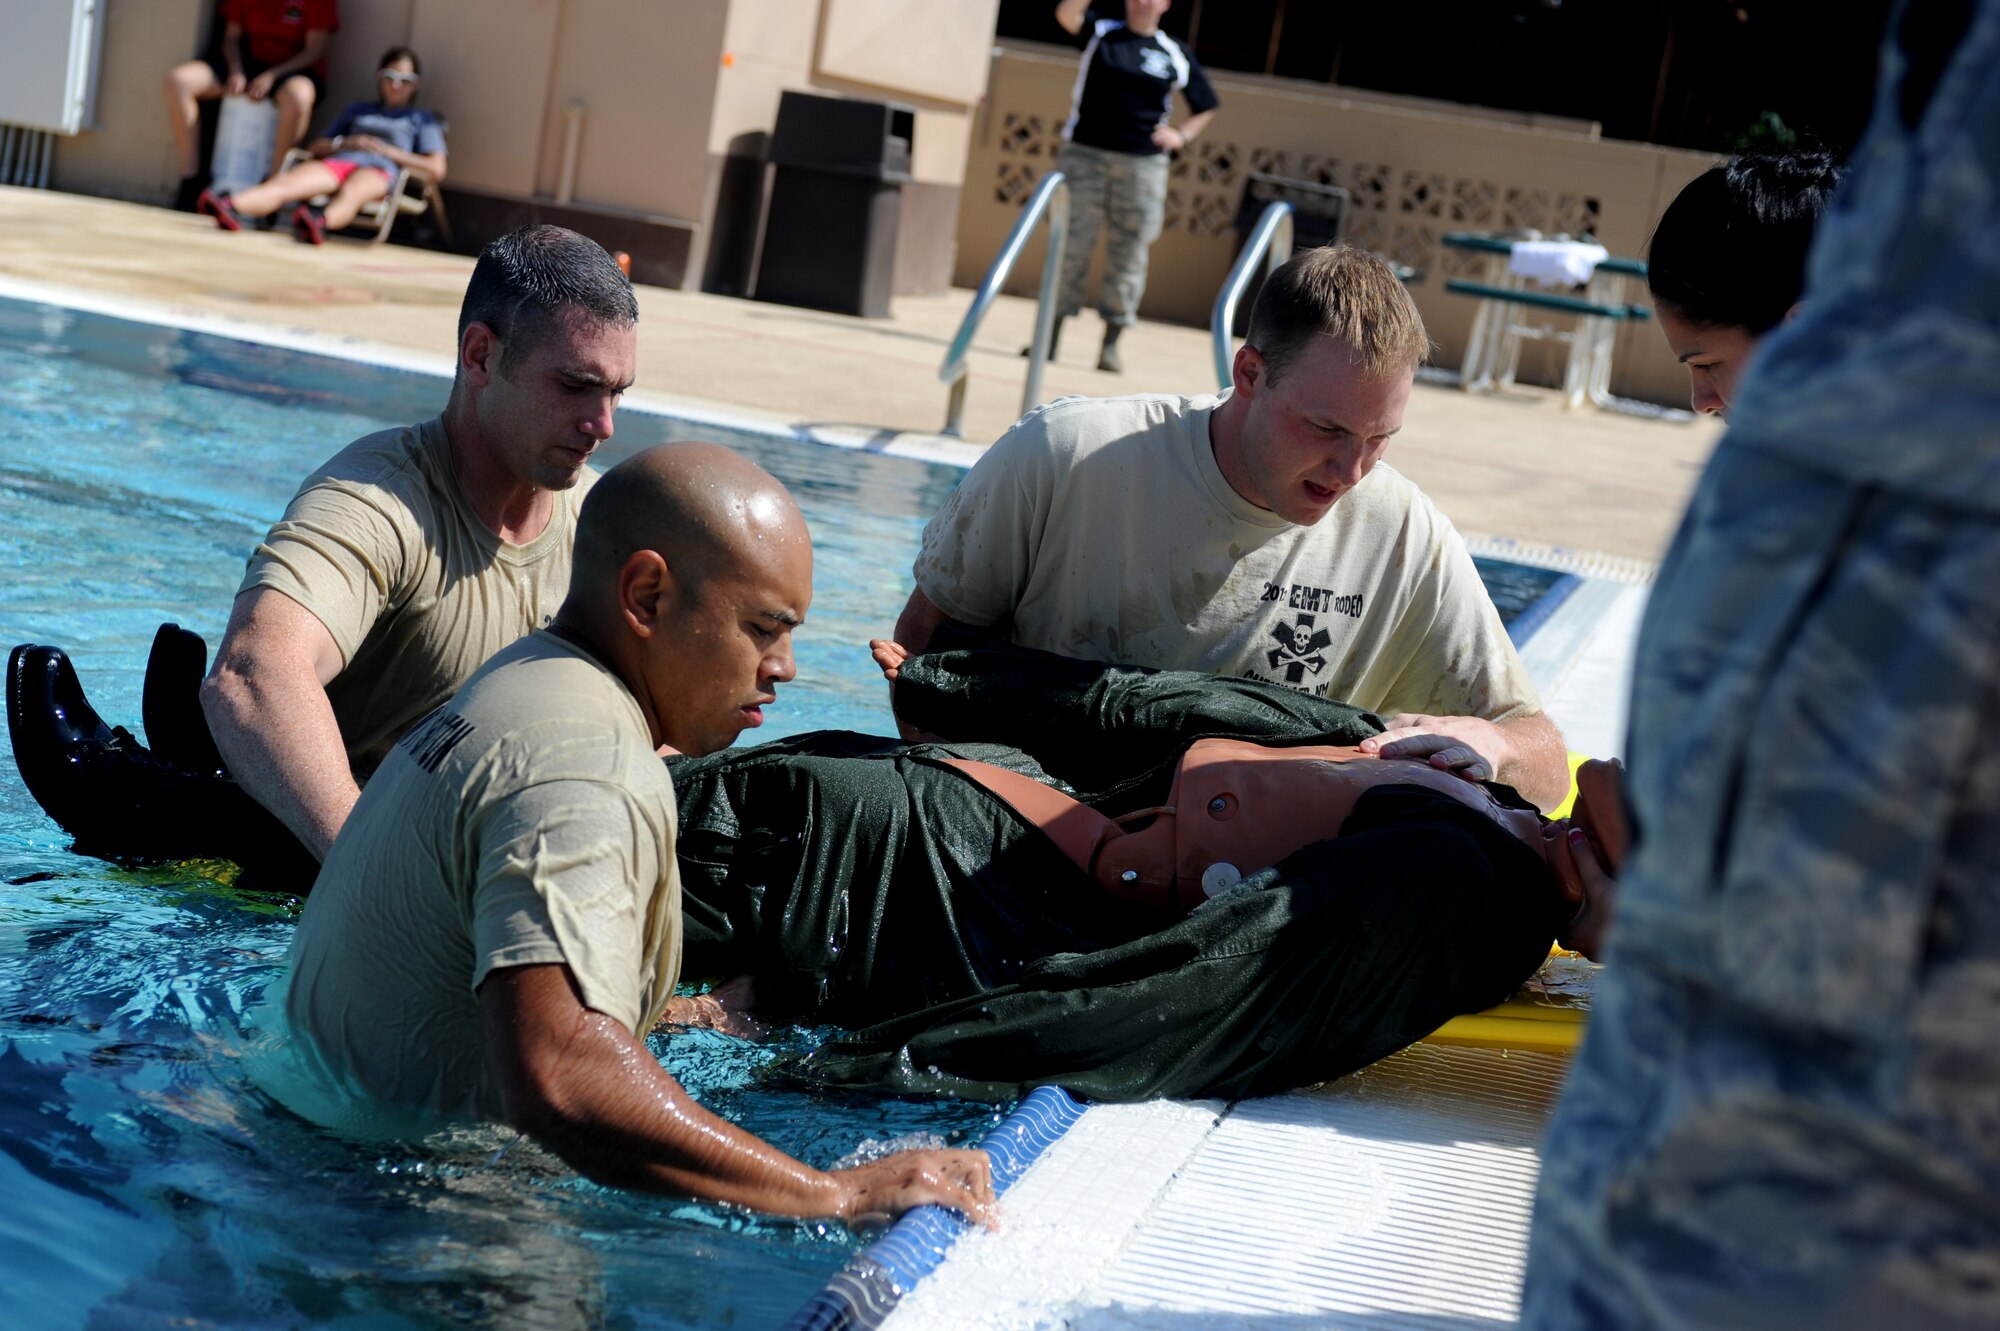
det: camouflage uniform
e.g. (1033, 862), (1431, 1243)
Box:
(1522, 4), (2000, 1327)
(1055, 139), (1169, 328)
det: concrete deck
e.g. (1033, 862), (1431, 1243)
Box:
(1, 185), (1718, 563)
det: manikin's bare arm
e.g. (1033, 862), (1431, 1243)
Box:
(891, 586), (953, 660)
(482, 964), (997, 1225)
(200, 587), (358, 861)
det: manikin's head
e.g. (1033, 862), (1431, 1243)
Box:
(557, 442), (813, 758)
(1215, 245), (1429, 527)
(451, 225), (640, 492)
(1647, 151), (1841, 416)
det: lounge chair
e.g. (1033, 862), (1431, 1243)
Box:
(274, 146), (453, 247)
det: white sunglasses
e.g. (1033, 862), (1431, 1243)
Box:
(378, 69), (419, 86)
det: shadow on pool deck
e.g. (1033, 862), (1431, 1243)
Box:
(0, 184), (1719, 564)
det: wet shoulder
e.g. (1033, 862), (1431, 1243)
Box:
(302, 419), (443, 501)
(433, 635), (650, 776)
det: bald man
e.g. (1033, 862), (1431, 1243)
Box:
(270, 442), (996, 1225)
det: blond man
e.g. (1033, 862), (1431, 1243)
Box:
(897, 244), (1568, 808)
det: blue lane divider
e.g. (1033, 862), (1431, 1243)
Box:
(1505, 572), (1582, 647)
(785, 1086), (1089, 1331)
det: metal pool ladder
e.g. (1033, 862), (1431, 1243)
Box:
(1211, 200), (1295, 389)
(938, 171), (1069, 437)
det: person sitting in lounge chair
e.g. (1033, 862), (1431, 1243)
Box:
(198, 46), (445, 245)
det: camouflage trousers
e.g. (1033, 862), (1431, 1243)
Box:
(1522, 2), (2000, 1320)
(1054, 140), (1169, 327)
(1520, 442), (2000, 1330)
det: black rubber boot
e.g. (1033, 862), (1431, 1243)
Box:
(8, 643), (138, 837)
(1097, 324), (1125, 374)
(1019, 316), (1064, 362)
(143, 623), (224, 774)
(7, 644), (317, 888)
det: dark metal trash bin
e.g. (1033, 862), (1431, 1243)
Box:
(754, 91), (914, 319)
(1229, 172), (1351, 335)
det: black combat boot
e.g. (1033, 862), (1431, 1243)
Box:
(1097, 323), (1125, 374)
(1019, 316), (1065, 362)
(142, 623), (224, 774)
(7, 644), (317, 888)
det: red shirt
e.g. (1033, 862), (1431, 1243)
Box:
(223, 0), (340, 71)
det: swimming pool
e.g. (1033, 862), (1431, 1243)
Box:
(0, 295), (1565, 1328)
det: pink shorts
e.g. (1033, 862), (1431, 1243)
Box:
(321, 158), (390, 186)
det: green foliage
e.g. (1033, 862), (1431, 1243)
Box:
(1732, 110), (1800, 153)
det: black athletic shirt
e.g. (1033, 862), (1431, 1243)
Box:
(1063, 12), (1219, 156)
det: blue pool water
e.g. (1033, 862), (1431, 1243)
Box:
(0, 297), (1561, 1328)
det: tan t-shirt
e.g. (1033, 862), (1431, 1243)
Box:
(914, 391), (1541, 721)
(280, 630), (682, 1130)
(240, 417), (592, 777)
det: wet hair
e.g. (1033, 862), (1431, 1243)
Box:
(1244, 245), (1431, 385)
(1646, 152), (1842, 334)
(457, 224), (638, 359)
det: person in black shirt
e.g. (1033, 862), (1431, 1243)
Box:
(1041, 0), (1219, 372)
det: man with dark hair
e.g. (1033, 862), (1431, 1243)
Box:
(8, 224), (638, 878)
(898, 243), (1571, 808)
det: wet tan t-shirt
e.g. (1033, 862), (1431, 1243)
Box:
(281, 630), (682, 1128)
(240, 417), (591, 777)
(914, 391), (1541, 721)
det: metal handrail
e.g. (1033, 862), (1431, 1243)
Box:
(1210, 200), (1295, 389)
(938, 172), (1069, 437)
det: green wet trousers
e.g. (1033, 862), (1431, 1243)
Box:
(666, 647), (1562, 1102)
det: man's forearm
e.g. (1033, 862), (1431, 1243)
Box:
(1495, 710), (1569, 811)
(200, 669), (358, 860)
(503, 1002), (843, 1213)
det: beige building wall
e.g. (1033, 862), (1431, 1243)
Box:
(41, 0), (996, 298)
(700, 0), (998, 297)
(47, 0), (209, 202)
(325, 0), (419, 117)
(960, 43), (1718, 406)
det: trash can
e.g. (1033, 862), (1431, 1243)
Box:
(754, 90), (914, 319)
(1228, 172), (1351, 335)
(211, 94), (279, 196)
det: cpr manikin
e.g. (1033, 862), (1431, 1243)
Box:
(948, 739), (1558, 915)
